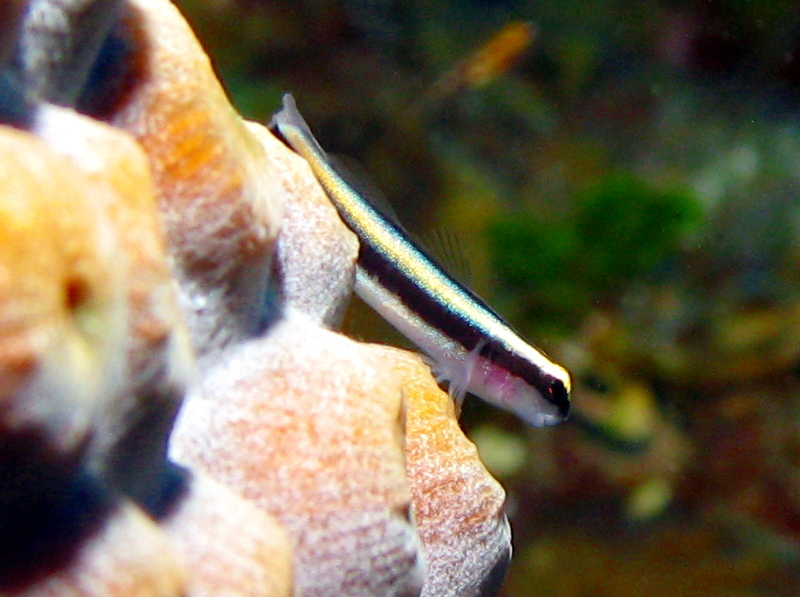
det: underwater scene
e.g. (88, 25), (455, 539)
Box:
(175, 0), (800, 594)
(6, 0), (800, 594)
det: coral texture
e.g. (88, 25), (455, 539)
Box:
(0, 0), (512, 595)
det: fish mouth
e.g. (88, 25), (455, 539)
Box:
(545, 375), (572, 421)
(533, 408), (569, 427)
(523, 379), (571, 427)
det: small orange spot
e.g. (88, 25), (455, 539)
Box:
(430, 21), (537, 101)
(464, 21), (537, 88)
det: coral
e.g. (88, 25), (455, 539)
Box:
(384, 347), (511, 597)
(0, 0), (511, 595)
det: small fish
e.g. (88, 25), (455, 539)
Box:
(429, 21), (536, 101)
(271, 94), (571, 426)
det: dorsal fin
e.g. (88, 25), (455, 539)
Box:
(331, 153), (474, 287)
(273, 94), (475, 288)
(328, 152), (405, 226)
(423, 228), (473, 287)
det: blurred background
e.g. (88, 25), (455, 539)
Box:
(175, 0), (800, 594)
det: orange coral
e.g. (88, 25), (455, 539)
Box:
(0, 0), (512, 595)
